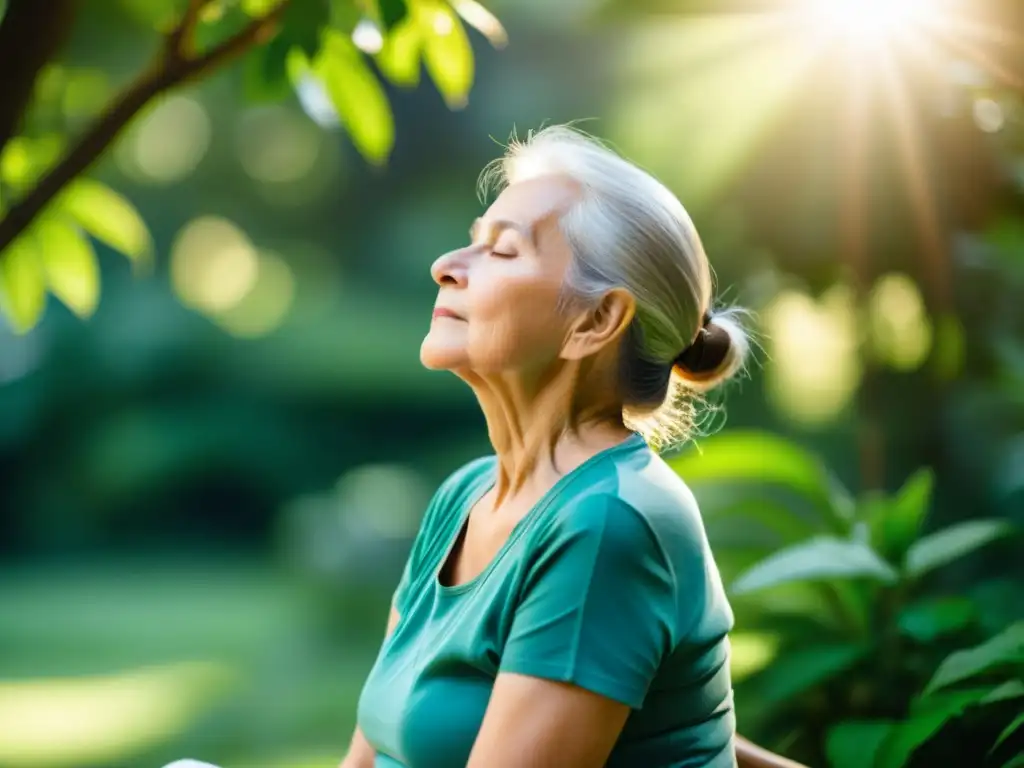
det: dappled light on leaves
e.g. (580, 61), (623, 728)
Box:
(0, 661), (235, 768)
(868, 273), (933, 372)
(0, 235), (45, 334)
(213, 249), (296, 338)
(421, 1), (474, 109)
(352, 19), (385, 54)
(764, 286), (861, 427)
(59, 179), (152, 264)
(35, 216), (99, 319)
(171, 216), (259, 315)
(115, 95), (212, 185)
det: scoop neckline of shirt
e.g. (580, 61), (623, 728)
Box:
(434, 432), (647, 596)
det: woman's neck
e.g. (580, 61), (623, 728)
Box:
(467, 360), (631, 507)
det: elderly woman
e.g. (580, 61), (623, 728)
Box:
(339, 126), (803, 768)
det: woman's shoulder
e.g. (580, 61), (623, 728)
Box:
(437, 454), (497, 503)
(540, 448), (709, 561)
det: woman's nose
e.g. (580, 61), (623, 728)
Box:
(430, 247), (471, 287)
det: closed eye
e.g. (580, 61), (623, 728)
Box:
(490, 248), (517, 258)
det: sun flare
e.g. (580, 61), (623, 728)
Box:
(803, 0), (936, 47)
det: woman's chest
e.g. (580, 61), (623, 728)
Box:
(357, 576), (522, 767)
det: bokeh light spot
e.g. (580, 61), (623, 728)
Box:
(868, 273), (933, 371)
(213, 249), (296, 338)
(973, 98), (1005, 134)
(764, 285), (861, 426)
(117, 95), (211, 185)
(236, 106), (323, 184)
(171, 217), (259, 314)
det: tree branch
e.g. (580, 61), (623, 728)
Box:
(0, 1), (290, 257)
(166, 0), (214, 61)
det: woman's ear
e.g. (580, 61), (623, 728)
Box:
(561, 289), (636, 361)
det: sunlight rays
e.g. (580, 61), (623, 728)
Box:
(613, 13), (830, 203)
(801, 0), (934, 49)
(615, 0), (1019, 312)
(876, 49), (951, 307)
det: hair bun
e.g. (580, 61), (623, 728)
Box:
(674, 317), (731, 375)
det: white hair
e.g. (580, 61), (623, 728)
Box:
(479, 124), (750, 449)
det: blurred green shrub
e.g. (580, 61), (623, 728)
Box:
(669, 431), (1021, 768)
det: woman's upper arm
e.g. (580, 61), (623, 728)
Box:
(467, 673), (630, 768)
(499, 495), (677, 708)
(468, 495), (679, 766)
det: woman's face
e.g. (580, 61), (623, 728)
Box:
(420, 175), (580, 377)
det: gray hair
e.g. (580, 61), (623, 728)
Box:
(479, 125), (749, 449)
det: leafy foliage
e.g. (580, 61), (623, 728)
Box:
(0, 0), (506, 333)
(672, 431), (1022, 767)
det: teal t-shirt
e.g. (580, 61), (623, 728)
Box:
(356, 434), (737, 767)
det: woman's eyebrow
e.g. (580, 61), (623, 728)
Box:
(470, 218), (535, 245)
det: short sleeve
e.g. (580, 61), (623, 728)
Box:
(500, 495), (677, 709)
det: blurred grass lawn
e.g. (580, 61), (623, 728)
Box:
(0, 555), (377, 768)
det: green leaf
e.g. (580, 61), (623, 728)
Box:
(825, 721), (893, 768)
(706, 497), (820, 547)
(0, 233), (46, 333)
(876, 688), (995, 768)
(281, 0), (331, 58)
(1003, 755), (1024, 768)
(419, 0), (473, 108)
(34, 215), (100, 318)
(923, 622), (1024, 695)
(375, 0), (408, 30)
(898, 597), (976, 643)
(316, 32), (395, 163)
(993, 711), (1024, 754)
(667, 431), (848, 525)
(905, 519), (1015, 578)
(59, 178), (152, 263)
(982, 679), (1024, 704)
(745, 642), (867, 704)
(877, 467), (934, 561)
(244, 34), (294, 102)
(731, 536), (897, 595)
(329, 0), (362, 34)
(376, 16), (422, 86)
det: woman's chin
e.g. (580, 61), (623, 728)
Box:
(419, 339), (465, 371)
